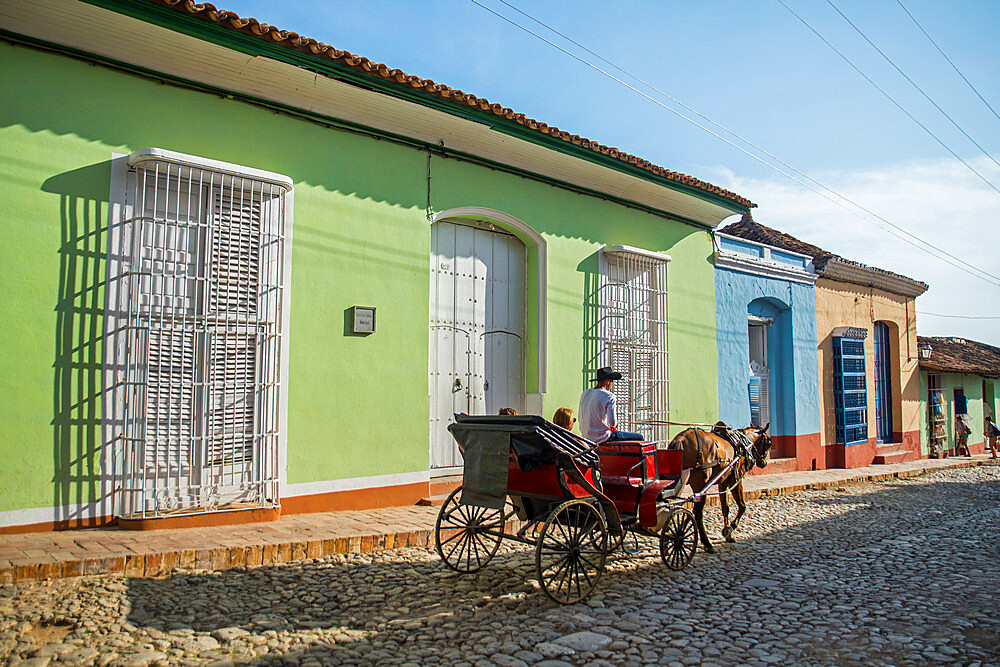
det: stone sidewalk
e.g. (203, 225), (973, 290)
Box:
(1, 454), (992, 584)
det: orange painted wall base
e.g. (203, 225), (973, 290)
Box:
(281, 481), (428, 515)
(118, 507), (281, 531)
(826, 430), (921, 468)
(0, 515), (115, 535)
(0, 480), (432, 534)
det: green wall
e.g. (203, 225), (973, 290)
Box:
(0, 40), (719, 514)
(919, 370), (995, 454)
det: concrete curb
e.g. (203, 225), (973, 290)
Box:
(0, 457), (993, 584)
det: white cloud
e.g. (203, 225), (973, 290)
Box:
(707, 157), (1000, 347)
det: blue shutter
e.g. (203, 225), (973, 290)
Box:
(833, 336), (868, 445)
(748, 376), (761, 427)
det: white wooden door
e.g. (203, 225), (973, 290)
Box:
(430, 221), (526, 469)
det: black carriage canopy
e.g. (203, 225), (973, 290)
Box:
(447, 415), (600, 509)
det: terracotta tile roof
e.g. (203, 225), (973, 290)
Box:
(918, 336), (1000, 378)
(720, 213), (928, 296)
(146, 0), (753, 210)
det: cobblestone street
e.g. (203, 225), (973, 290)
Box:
(2, 462), (998, 667)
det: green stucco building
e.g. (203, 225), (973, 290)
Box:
(0, 0), (752, 531)
(918, 336), (1000, 457)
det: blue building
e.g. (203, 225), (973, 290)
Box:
(714, 214), (821, 472)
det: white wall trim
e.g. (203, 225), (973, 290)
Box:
(276, 188), (294, 498)
(715, 251), (818, 284)
(128, 147), (293, 190)
(430, 207), (547, 395)
(713, 232), (817, 284)
(603, 245), (672, 263)
(0, 502), (109, 529)
(283, 470), (430, 498)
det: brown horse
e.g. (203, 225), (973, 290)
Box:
(667, 423), (772, 553)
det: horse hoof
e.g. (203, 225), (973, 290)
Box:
(721, 527), (732, 540)
(725, 535), (736, 543)
(703, 544), (715, 554)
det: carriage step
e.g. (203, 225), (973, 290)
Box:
(417, 493), (450, 507)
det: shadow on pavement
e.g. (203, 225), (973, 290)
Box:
(122, 470), (1000, 663)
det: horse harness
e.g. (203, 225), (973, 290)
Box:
(693, 426), (759, 475)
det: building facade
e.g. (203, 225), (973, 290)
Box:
(713, 227), (820, 473)
(0, 0), (752, 531)
(721, 216), (927, 469)
(918, 336), (1000, 457)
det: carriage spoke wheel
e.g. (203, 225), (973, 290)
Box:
(434, 486), (507, 573)
(535, 499), (607, 604)
(659, 507), (698, 571)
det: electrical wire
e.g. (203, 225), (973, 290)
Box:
(491, 0), (1000, 286)
(896, 0), (1000, 124)
(775, 0), (1000, 196)
(920, 313), (1000, 320)
(826, 0), (1000, 172)
(467, 0), (1000, 287)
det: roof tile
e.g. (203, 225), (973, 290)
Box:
(148, 0), (752, 209)
(918, 336), (1000, 378)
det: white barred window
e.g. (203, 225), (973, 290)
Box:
(107, 149), (291, 519)
(597, 246), (670, 444)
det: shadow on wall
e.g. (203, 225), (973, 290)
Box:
(579, 251), (601, 392)
(41, 161), (113, 526)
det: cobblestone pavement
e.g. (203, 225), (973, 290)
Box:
(2, 462), (998, 667)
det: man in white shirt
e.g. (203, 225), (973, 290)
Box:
(578, 367), (645, 443)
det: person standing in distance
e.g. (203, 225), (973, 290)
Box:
(578, 367), (645, 443)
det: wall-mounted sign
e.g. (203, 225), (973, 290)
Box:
(351, 306), (376, 334)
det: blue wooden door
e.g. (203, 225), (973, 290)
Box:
(874, 322), (892, 443)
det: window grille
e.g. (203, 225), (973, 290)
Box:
(110, 151), (289, 519)
(597, 247), (669, 444)
(833, 335), (868, 445)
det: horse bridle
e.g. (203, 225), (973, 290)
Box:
(750, 431), (771, 468)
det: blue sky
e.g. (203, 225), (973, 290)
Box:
(222, 0), (1000, 344)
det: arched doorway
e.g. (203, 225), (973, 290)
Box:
(428, 214), (533, 470)
(747, 297), (791, 453)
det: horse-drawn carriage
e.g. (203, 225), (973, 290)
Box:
(434, 414), (707, 604)
(435, 414), (772, 604)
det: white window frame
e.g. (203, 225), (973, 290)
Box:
(597, 245), (670, 444)
(103, 148), (293, 520)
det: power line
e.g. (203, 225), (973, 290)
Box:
(896, 0), (1000, 124)
(467, 0), (1000, 287)
(826, 0), (1000, 173)
(920, 312), (1000, 320)
(775, 0), (1000, 196)
(490, 0), (1000, 287)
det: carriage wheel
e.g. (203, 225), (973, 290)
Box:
(434, 486), (507, 573)
(604, 529), (626, 555)
(535, 499), (607, 604)
(659, 507), (698, 571)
